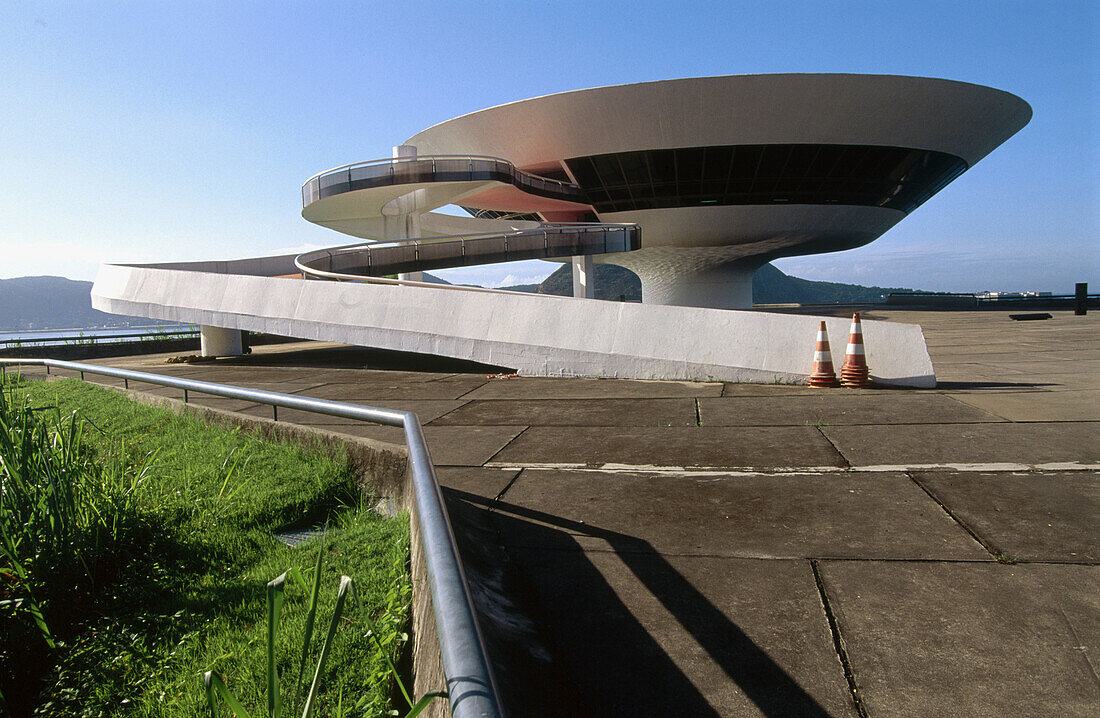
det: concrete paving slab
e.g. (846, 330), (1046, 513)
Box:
(1029, 372), (1100, 390)
(490, 426), (847, 469)
(932, 379), (1055, 394)
(434, 466), (519, 498)
(698, 393), (1004, 426)
(288, 369), (456, 384)
(133, 365), (323, 383)
(202, 380), (329, 393)
(947, 389), (1100, 421)
(323, 424), (527, 466)
(490, 469), (989, 560)
(462, 376), (723, 399)
(238, 400), (467, 425)
(429, 398), (699, 427)
(975, 359), (1100, 376)
(923, 343), (1048, 357)
(821, 422), (1100, 467)
(818, 561), (1100, 718)
(283, 378), (488, 401)
(914, 470), (1100, 563)
(488, 547), (857, 717)
(719, 383), (822, 396)
(181, 396), (265, 413)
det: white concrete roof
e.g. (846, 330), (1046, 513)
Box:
(407, 74), (1030, 168)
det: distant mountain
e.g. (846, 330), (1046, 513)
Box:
(529, 264), (642, 300)
(515, 262), (920, 304)
(0, 276), (179, 332)
(751, 263), (919, 304)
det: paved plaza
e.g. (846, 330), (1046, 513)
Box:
(17, 309), (1098, 717)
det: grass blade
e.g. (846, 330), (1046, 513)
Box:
(205, 671), (254, 718)
(300, 575), (351, 718)
(293, 531), (326, 709)
(404, 691), (449, 718)
(267, 573), (288, 718)
(352, 583), (414, 709)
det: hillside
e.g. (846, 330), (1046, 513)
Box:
(0, 276), (179, 332)
(525, 262), (918, 304)
(0, 273), (465, 333)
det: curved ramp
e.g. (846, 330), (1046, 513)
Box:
(295, 225), (637, 280)
(90, 154), (936, 387)
(91, 258), (936, 387)
(297, 154), (638, 282)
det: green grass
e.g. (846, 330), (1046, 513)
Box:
(0, 374), (411, 717)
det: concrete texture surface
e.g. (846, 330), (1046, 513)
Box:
(486, 469), (990, 560)
(914, 470), (1099, 562)
(948, 388), (1100, 421)
(698, 392), (1005, 426)
(489, 425), (849, 469)
(430, 397), (700, 427)
(6, 308), (1096, 716)
(818, 561), (1099, 718)
(821, 421), (1100, 467)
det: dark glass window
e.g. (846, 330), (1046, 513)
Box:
(564, 144), (967, 214)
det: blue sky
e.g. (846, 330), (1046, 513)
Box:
(1, 1), (1095, 292)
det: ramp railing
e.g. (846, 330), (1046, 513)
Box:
(0, 358), (504, 718)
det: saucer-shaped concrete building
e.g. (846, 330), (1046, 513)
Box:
(93, 74), (1030, 387)
(302, 73), (1032, 308)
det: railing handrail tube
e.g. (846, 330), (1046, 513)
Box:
(0, 358), (504, 718)
(303, 154), (579, 195)
(297, 222), (636, 256)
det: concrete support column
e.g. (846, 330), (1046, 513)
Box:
(199, 325), (243, 357)
(637, 264), (756, 309)
(604, 250), (763, 309)
(572, 254), (596, 299)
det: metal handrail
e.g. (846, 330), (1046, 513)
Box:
(304, 154), (517, 185)
(303, 153), (578, 193)
(302, 154), (585, 208)
(0, 358), (504, 718)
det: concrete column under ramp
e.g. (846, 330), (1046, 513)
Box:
(572, 255), (595, 299)
(199, 325), (244, 357)
(93, 263), (936, 387)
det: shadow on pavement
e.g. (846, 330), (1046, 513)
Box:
(445, 488), (835, 717)
(218, 343), (510, 374)
(933, 380), (1053, 390)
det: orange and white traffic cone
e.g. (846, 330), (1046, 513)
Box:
(840, 312), (870, 388)
(809, 320), (839, 388)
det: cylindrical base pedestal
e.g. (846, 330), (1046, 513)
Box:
(200, 325), (244, 357)
(602, 250), (761, 309)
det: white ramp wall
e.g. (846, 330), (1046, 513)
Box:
(91, 264), (935, 387)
